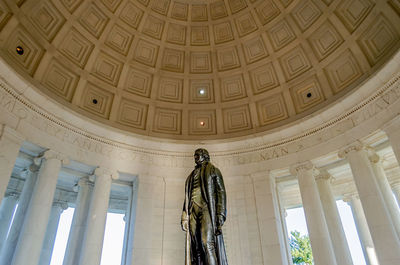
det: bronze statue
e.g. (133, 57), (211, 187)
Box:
(181, 148), (228, 265)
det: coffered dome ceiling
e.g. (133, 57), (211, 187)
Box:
(0, 0), (399, 140)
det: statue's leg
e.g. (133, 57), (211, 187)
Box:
(190, 205), (201, 265)
(200, 206), (218, 265)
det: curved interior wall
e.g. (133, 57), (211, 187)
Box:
(1, 50), (400, 176)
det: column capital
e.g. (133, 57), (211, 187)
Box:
(4, 191), (19, 199)
(79, 176), (94, 187)
(53, 200), (68, 211)
(391, 181), (400, 190)
(250, 170), (270, 181)
(73, 176), (94, 192)
(33, 156), (43, 166)
(290, 161), (316, 175)
(365, 147), (382, 164)
(94, 167), (118, 180)
(29, 162), (41, 173)
(338, 141), (364, 158)
(342, 192), (359, 203)
(20, 163), (40, 181)
(41, 150), (70, 165)
(315, 170), (333, 182)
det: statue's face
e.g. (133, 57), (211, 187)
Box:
(194, 151), (205, 166)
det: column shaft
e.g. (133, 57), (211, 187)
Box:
(393, 183), (400, 208)
(63, 177), (93, 265)
(384, 117), (400, 164)
(345, 195), (379, 265)
(370, 154), (400, 238)
(0, 165), (39, 265)
(315, 173), (353, 265)
(121, 179), (137, 265)
(0, 126), (24, 203)
(78, 168), (113, 265)
(252, 172), (290, 265)
(291, 162), (337, 265)
(340, 143), (400, 265)
(0, 193), (18, 250)
(276, 185), (294, 265)
(38, 201), (68, 265)
(127, 175), (165, 265)
(11, 151), (66, 265)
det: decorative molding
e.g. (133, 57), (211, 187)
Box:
(342, 192), (359, 202)
(335, 0), (375, 33)
(255, 0), (280, 25)
(42, 150), (69, 165)
(5, 27), (45, 75)
(291, 0), (322, 32)
(290, 161), (314, 175)
(210, 1), (228, 20)
(53, 200), (68, 211)
(119, 1), (143, 29)
(4, 191), (19, 199)
(0, 61), (399, 165)
(366, 148), (381, 164)
(191, 4), (208, 22)
(315, 170), (333, 182)
(338, 141), (364, 158)
(78, 2), (109, 39)
(77, 176), (94, 189)
(94, 167), (118, 179)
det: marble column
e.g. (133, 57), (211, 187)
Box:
(343, 194), (379, 265)
(63, 176), (93, 265)
(78, 167), (115, 265)
(0, 125), (24, 204)
(128, 175), (165, 265)
(368, 151), (400, 238)
(251, 171), (290, 265)
(383, 116), (400, 164)
(392, 182), (400, 208)
(339, 141), (400, 265)
(121, 179), (138, 265)
(276, 184), (294, 265)
(38, 200), (68, 265)
(11, 150), (68, 265)
(0, 164), (39, 265)
(315, 171), (353, 265)
(0, 192), (19, 251)
(290, 162), (337, 265)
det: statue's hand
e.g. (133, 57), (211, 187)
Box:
(216, 215), (225, 235)
(216, 215), (225, 227)
(181, 220), (188, 232)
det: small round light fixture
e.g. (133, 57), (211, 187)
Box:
(200, 121), (205, 126)
(16, 46), (24, 55)
(306, 92), (312, 98)
(199, 89), (206, 95)
(92, 99), (98, 104)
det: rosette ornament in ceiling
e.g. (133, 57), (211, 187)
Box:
(0, 0), (399, 140)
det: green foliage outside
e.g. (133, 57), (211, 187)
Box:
(289, 231), (313, 265)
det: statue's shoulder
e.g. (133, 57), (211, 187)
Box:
(186, 170), (194, 179)
(185, 170), (193, 183)
(206, 162), (221, 175)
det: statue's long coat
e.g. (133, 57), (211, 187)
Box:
(182, 162), (228, 265)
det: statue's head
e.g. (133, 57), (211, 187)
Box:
(194, 148), (210, 166)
